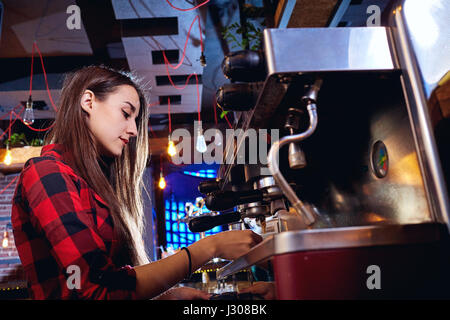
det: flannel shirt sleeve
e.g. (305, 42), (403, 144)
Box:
(21, 159), (138, 300)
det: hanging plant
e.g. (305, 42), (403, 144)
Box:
(30, 138), (44, 147)
(221, 20), (263, 51)
(3, 133), (44, 148)
(8, 133), (28, 148)
(221, 2), (266, 51)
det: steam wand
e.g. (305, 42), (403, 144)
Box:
(267, 78), (323, 225)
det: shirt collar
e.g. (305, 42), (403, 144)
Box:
(40, 143), (75, 167)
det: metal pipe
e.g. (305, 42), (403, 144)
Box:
(268, 101), (318, 225)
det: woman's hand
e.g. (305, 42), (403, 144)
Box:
(154, 287), (211, 300)
(239, 282), (277, 300)
(210, 230), (263, 260)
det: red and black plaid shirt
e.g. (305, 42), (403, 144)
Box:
(11, 144), (138, 299)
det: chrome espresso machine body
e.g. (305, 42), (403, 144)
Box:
(193, 0), (450, 299)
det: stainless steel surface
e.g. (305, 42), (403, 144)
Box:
(399, 0), (450, 98)
(221, 33), (432, 230)
(254, 176), (283, 202)
(268, 102), (318, 225)
(285, 108), (308, 169)
(301, 73), (432, 227)
(217, 234), (274, 281)
(240, 201), (269, 218)
(288, 143), (307, 169)
(302, 78), (323, 103)
(254, 176), (276, 190)
(219, 27), (398, 185)
(215, 3), (449, 281)
(264, 27), (396, 75)
(216, 223), (444, 280)
(389, 0), (450, 229)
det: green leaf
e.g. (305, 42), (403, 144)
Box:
(220, 110), (229, 119)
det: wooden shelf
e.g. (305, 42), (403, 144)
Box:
(0, 146), (42, 174)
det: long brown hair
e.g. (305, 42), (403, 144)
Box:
(46, 65), (150, 266)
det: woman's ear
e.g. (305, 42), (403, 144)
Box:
(80, 90), (95, 115)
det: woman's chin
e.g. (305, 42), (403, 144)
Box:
(99, 146), (122, 158)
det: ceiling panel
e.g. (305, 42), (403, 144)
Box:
(111, 0), (206, 115)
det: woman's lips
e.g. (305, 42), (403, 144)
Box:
(120, 138), (129, 145)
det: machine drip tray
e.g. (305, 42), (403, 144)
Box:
(217, 222), (445, 280)
(218, 223), (450, 299)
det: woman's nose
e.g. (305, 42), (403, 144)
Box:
(127, 120), (138, 137)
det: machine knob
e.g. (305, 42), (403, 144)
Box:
(205, 189), (264, 211)
(221, 50), (266, 82)
(188, 211), (241, 232)
(216, 82), (263, 112)
(198, 179), (222, 195)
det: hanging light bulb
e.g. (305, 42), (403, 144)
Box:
(199, 52), (207, 67)
(158, 172), (166, 190)
(2, 231), (8, 248)
(4, 143), (12, 166)
(214, 129), (222, 146)
(23, 95), (35, 125)
(196, 125), (207, 153)
(167, 137), (176, 157)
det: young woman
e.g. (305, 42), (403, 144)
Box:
(11, 65), (263, 300)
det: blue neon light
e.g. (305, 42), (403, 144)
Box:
(182, 169), (217, 178)
(164, 200), (223, 250)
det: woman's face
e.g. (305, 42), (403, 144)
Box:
(81, 84), (141, 157)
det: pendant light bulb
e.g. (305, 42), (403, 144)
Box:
(200, 52), (207, 67)
(167, 138), (176, 157)
(158, 172), (166, 190)
(23, 96), (35, 125)
(4, 144), (12, 166)
(196, 127), (207, 153)
(2, 231), (8, 248)
(214, 129), (222, 146)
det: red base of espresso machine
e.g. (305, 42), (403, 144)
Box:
(273, 238), (450, 300)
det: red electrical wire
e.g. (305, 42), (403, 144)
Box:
(10, 109), (55, 132)
(163, 65), (197, 90)
(149, 121), (156, 137)
(160, 9), (212, 130)
(165, 0), (210, 12)
(1, 42), (56, 143)
(148, 102), (160, 108)
(162, 15), (204, 70)
(163, 62), (201, 122)
(9, 112), (12, 141)
(195, 74), (200, 122)
(0, 106), (24, 141)
(29, 43), (35, 97)
(0, 104), (22, 122)
(24, 121), (55, 132)
(0, 176), (19, 195)
(160, 14), (203, 122)
(33, 42), (58, 112)
(224, 113), (232, 129)
(168, 97), (172, 133)
(20, 41), (56, 132)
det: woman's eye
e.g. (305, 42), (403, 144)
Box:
(122, 110), (130, 119)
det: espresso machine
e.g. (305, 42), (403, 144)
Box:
(190, 0), (450, 299)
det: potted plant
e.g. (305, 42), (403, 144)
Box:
(0, 133), (44, 173)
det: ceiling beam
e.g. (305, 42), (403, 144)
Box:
(76, 0), (128, 69)
(0, 55), (98, 87)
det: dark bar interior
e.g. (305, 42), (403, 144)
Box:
(0, 0), (449, 305)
